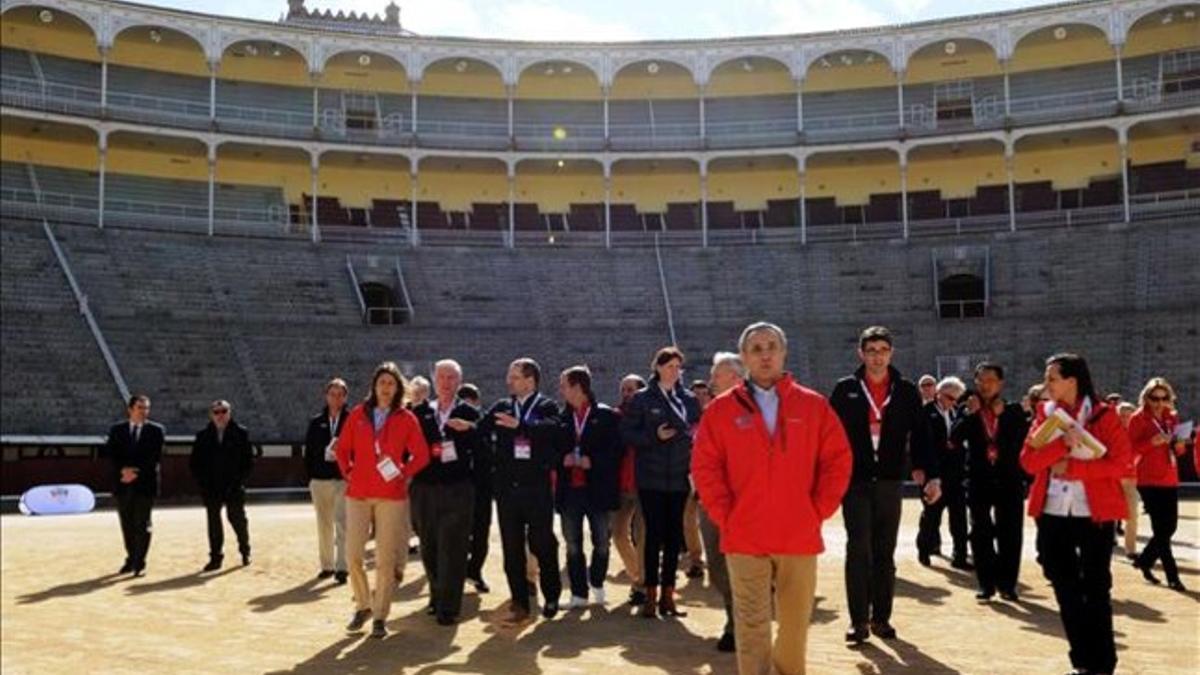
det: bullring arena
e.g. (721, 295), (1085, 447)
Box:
(1, 0), (1198, 672)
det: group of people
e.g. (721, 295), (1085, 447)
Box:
(103, 321), (1196, 675)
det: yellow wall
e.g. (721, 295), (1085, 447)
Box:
(0, 9), (99, 62)
(1010, 30), (1114, 73)
(612, 168), (700, 210)
(516, 68), (603, 100)
(214, 154), (309, 202)
(417, 170), (508, 210)
(611, 67), (698, 99)
(807, 160), (900, 205)
(804, 58), (895, 92)
(906, 41), (1003, 84)
(708, 65), (795, 97)
(1129, 131), (1196, 164)
(515, 172), (604, 211)
(109, 31), (208, 76)
(107, 145), (207, 180)
(1014, 140), (1119, 189)
(909, 150), (1007, 198)
(708, 167), (800, 208)
(421, 67), (506, 98)
(321, 54), (409, 94)
(218, 50), (312, 87)
(1124, 15), (1200, 58)
(0, 132), (98, 168)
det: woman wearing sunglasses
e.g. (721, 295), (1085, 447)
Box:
(1129, 377), (1188, 591)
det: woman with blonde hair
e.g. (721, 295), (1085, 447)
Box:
(1129, 377), (1188, 591)
(336, 361), (431, 638)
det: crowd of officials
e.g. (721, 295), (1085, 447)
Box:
(104, 323), (1196, 675)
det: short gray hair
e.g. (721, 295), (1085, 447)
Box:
(433, 359), (463, 378)
(711, 351), (747, 377)
(936, 376), (966, 395)
(738, 322), (787, 352)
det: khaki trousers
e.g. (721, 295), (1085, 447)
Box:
(346, 497), (410, 620)
(309, 479), (347, 572)
(727, 553), (818, 675)
(682, 491), (703, 567)
(1121, 478), (1139, 556)
(611, 491), (645, 588)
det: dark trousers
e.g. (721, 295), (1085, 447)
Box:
(560, 488), (612, 598)
(117, 491), (154, 569)
(968, 481), (1025, 593)
(497, 486), (561, 611)
(204, 487), (250, 558)
(466, 480), (493, 581)
(411, 480), (475, 619)
(1036, 515), (1117, 674)
(843, 479), (902, 626)
(639, 489), (688, 588)
(1136, 486), (1179, 582)
(917, 475), (968, 559)
(699, 503), (734, 635)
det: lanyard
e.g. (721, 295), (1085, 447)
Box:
(859, 379), (892, 423)
(372, 407), (390, 458)
(514, 393), (541, 425)
(1151, 415), (1173, 438)
(573, 406), (591, 443)
(436, 401), (455, 430)
(981, 407), (999, 443)
(662, 387), (687, 423)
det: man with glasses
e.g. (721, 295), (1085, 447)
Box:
(918, 374), (938, 405)
(831, 326), (939, 645)
(104, 394), (164, 577)
(190, 400), (255, 571)
(916, 377), (970, 569)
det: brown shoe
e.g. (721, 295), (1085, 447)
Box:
(640, 586), (658, 618)
(659, 586), (687, 617)
(503, 606), (531, 626)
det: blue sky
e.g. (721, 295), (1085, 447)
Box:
(143, 0), (1049, 40)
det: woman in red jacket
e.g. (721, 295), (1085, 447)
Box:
(1020, 353), (1130, 675)
(1129, 377), (1188, 591)
(335, 361), (431, 639)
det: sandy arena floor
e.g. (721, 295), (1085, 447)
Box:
(2, 498), (1198, 674)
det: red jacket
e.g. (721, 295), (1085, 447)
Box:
(335, 403), (430, 501)
(692, 374), (853, 556)
(1129, 408), (1184, 487)
(1020, 400), (1130, 522)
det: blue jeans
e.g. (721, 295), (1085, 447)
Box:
(560, 488), (611, 598)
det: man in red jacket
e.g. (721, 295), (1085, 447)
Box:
(693, 322), (853, 675)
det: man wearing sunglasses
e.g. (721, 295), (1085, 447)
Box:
(190, 400), (255, 571)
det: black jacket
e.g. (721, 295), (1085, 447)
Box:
(953, 401), (1030, 491)
(620, 379), (701, 493)
(555, 402), (624, 512)
(830, 366), (935, 483)
(104, 420), (165, 497)
(411, 398), (481, 485)
(924, 401), (966, 482)
(480, 392), (563, 495)
(190, 420), (254, 496)
(303, 406), (349, 481)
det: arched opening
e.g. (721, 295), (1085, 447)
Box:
(706, 57), (798, 148)
(360, 281), (404, 325)
(109, 25), (210, 129)
(1009, 23), (1116, 125)
(904, 39), (1003, 133)
(1123, 5), (1200, 110)
(319, 50), (409, 143)
(513, 60), (603, 152)
(609, 60), (700, 151)
(937, 273), (986, 318)
(803, 49), (898, 143)
(418, 57), (507, 150)
(217, 40), (313, 138)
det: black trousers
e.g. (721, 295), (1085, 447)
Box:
(843, 479), (902, 626)
(639, 489), (688, 588)
(1136, 486), (1179, 582)
(916, 474), (968, 558)
(204, 487), (250, 558)
(411, 480), (475, 619)
(466, 479), (493, 581)
(1036, 515), (1117, 674)
(117, 491), (154, 569)
(968, 480), (1025, 594)
(496, 485), (561, 611)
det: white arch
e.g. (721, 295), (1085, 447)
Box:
(0, 0), (101, 40)
(705, 54), (798, 84)
(1124, 2), (1200, 34)
(217, 32), (313, 73)
(110, 22), (208, 57)
(609, 54), (698, 85)
(515, 58), (602, 85)
(802, 46), (897, 77)
(320, 46), (409, 75)
(411, 52), (506, 84)
(903, 35), (1001, 71)
(1009, 17), (1113, 55)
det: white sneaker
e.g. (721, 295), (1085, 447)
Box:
(591, 587), (606, 606)
(568, 595), (588, 610)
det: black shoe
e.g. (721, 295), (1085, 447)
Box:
(1167, 578), (1187, 592)
(716, 632), (736, 652)
(241, 552), (251, 566)
(951, 557), (975, 571)
(203, 557), (222, 572)
(436, 614), (457, 626)
(317, 570), (335, 580)
(1124, 552), (1138, 563)
(334, 571), (348, 585)
(999, 589), (1020, 602)
(1135, 560), (1161, 585)
(541, 600), (559, 619)
(119, 561), (133, 574)
(469, 577), (490, 594)
(976, 589), (996, 602)
(425, 603), (437, 616)
(369, 619), (386, 639)
(346, 609), (371, 632)
(869, 621), (897, 639)
(845, 624), (869, 644)
(629, 589), (648, 606)
(132, 567), (146, 578)
(685, 564), (704, 579)
(408, 544), (419, 556)
(918, 551), (932, 567)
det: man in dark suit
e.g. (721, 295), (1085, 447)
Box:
(555, 365), (623, 609)
(104, 394), (164, 577)
(190, 399), (254, 571)
(410, 359), (483, 625)
(830, 326), (939, 644)
(916, 376), (971, 569)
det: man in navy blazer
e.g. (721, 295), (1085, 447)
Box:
(103, 394), (165, 577)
